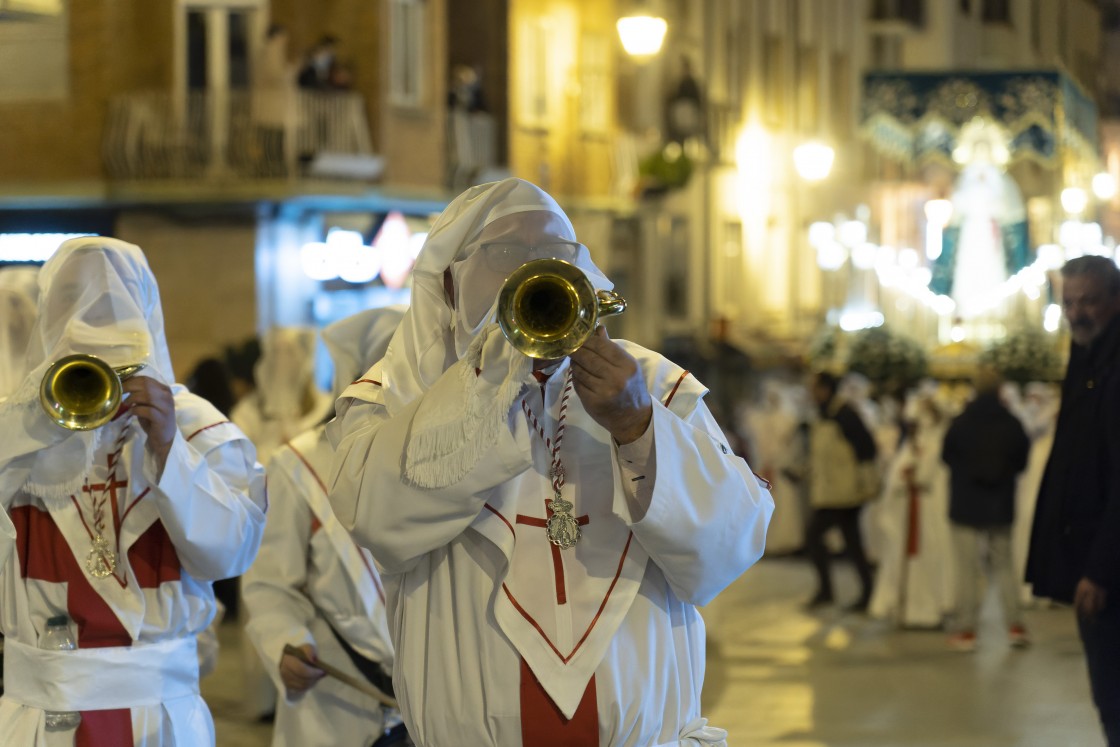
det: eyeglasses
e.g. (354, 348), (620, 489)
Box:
(480, 241), (584, 273)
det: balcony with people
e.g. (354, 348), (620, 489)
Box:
(103, 85), (379, 183)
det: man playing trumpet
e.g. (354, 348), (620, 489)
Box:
(327, 178), (773, 746)
(0, 237), (267, 746)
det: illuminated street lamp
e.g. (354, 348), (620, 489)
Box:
(1092, 172), (1117, 201)
(617, 11), (667, 58)
(1061, 187), (1089, 216)
(793, 141), (835, 182)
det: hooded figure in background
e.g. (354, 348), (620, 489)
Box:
(232, 326), (333, 720)
(243, 305), (410, 747)
(0, 237), (266, 746)
(327, 177), (772, 747)
(232, 326), (333, 466)
(0, 266), (39, 400)
(869, 384), (955, 628)
(743, 378), (805, 555)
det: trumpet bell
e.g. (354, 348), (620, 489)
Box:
(497, 258), (626, 359)
(39, 354), (133, 431)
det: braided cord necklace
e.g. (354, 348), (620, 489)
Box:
(520, 369), (581, 549)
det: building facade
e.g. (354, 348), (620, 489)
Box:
(0, 0), (1110, 391)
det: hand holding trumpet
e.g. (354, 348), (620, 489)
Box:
(570, 326), (652, 445)
(121, 376), (177, 477)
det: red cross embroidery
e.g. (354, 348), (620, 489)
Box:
(81, 477), (130, 501)
(516, 503), (589, 605)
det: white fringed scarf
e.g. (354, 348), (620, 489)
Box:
(402, 323), (531, 488)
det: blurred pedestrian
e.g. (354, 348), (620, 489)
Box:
(941, 366), (1030, 651)
(231, 326), (332, 466)
(744, 379), (805, 555)
(251, 23), (299, 177)
(298, 35), (339, 91)
(805, 371), (878, 612)
(224, 336), (261, 407)
(232, 325), (332, 721)
(186, 357), (235, 417)
(870, 385), (955, 628)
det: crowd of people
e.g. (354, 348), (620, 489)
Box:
(0, 178), (1116, 746)
(732, 255), (1119, 746)
(737, 363), (1057, 633)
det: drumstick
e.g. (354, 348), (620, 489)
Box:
(282, 643), (398, 707)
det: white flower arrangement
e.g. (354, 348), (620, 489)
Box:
(978, 327), (1062, 383)
(807, 325), (929, 395)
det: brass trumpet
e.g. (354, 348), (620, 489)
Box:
(496, 258), (626, 359)
(39, 354), (146, 430)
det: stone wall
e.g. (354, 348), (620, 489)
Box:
(114, 211), (258, 383)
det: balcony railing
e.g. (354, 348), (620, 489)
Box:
(447, 110), (498, 191)
(103, 89), (376, 181)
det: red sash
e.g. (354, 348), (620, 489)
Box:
(519, 658), (598, 746)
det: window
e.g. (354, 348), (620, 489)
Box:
(1031, 0), (1042, 49)
(578, 32), (609, 135)
(186, 11), (208, 90)
(0, 10), (68, 101)
(177, 1), (264, 94)
(870, 35), (903, 69)
(981, 0), (1011, 23)
(870, 0), (924, 26)
(762, 35), (786, 126)
(665, 216), (690, 320)
(1103, 2), (1120, 32)
(798, 47), (820, 134)
(388, 0), (426, 108)
(830, 52), (852, 138)
(516, 16), (551, 129)
(186, 10), (248, 90)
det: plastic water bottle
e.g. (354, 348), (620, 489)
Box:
(41, 615), (82, 731)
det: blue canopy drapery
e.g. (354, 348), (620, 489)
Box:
(860, 70), (1098, 167)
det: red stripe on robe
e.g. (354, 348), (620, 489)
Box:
(128, 520), (182, 588)
(906, 481), (921, 557)
(519, 658), (598, 747)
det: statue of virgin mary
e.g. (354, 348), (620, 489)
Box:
(930, 118), (1031, 317)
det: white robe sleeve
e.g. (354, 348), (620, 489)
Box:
(0, 503), (15, 577)
(327, 371), (533, 575)
(242, 461), (318, 700)
(0, 402), (66, 575)
(143, 424), (267, 581)
(613, 398), (773, 606)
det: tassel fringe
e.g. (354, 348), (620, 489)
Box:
(404, 331), (526, 489)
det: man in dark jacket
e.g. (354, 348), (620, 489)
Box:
(941, 366), (1030, 651)
(1028, 255), (1120, 746)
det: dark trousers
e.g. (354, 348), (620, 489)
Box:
(1078, 602), (1120, 746)
(806, 506), (873, 600)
